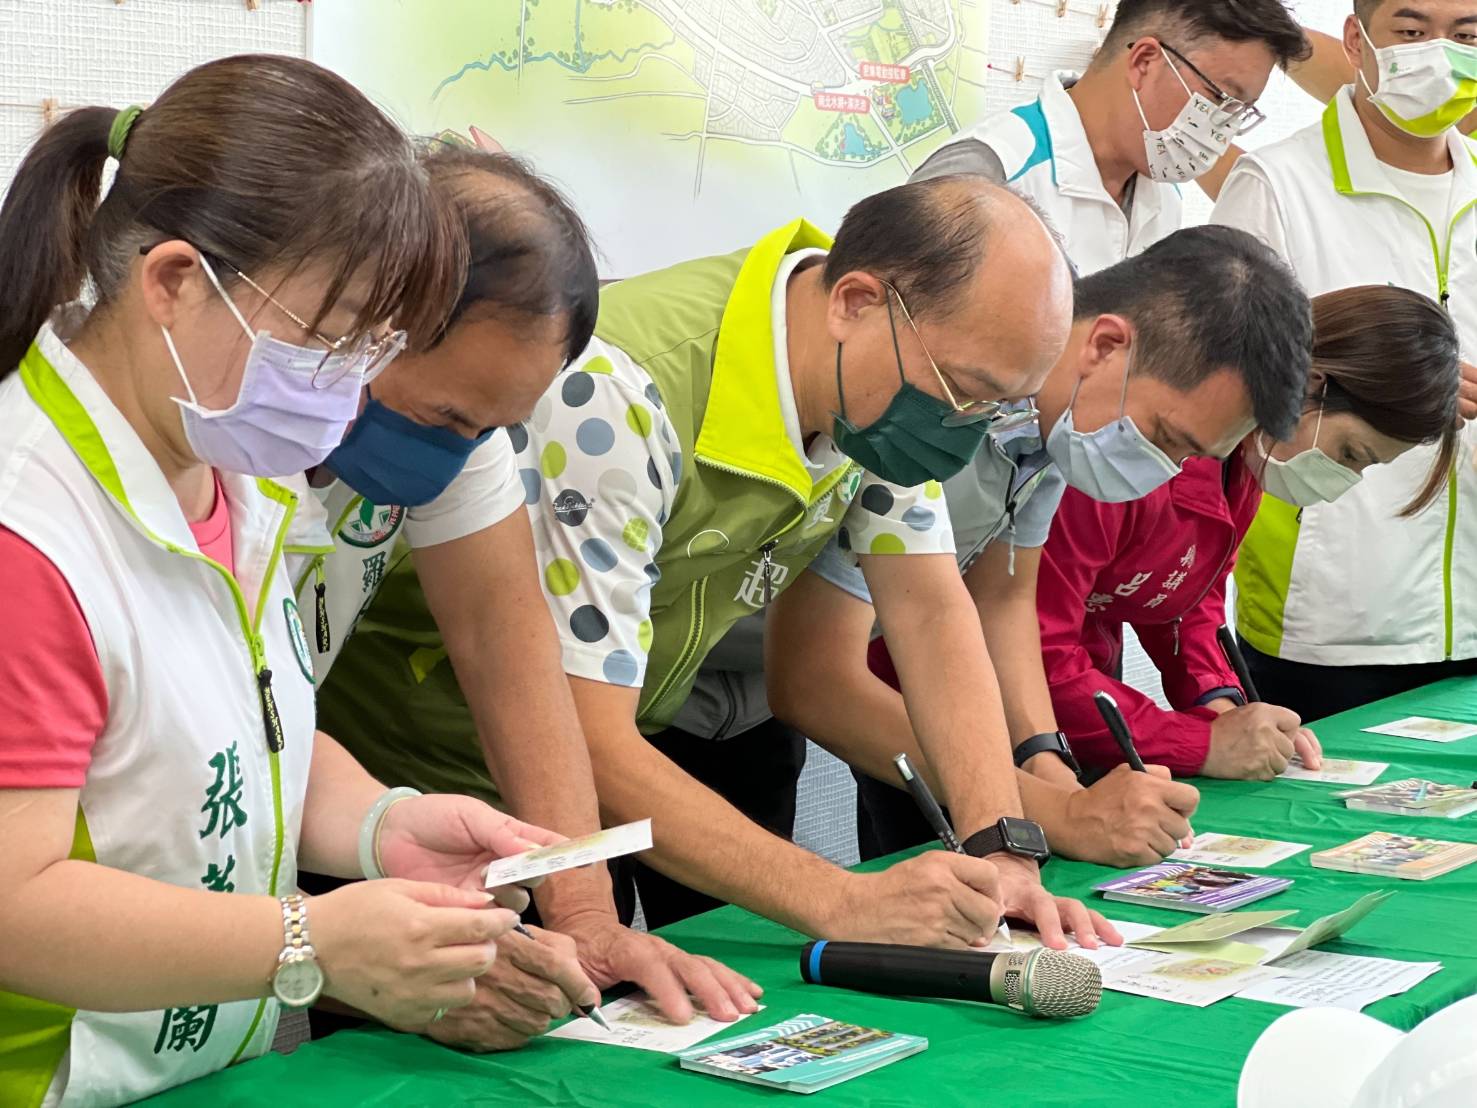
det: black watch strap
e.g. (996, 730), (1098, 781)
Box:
(961, 818), (1051, 867)
(1013, 730), (1081, 776)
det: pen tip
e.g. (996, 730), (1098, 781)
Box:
(583, 1005), (612, 1032)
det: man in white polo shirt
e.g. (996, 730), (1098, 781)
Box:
(1213, 0), (1477, 720)
(916, 0), (1306, 274)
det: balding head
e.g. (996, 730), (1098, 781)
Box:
(823, 174), (1073, 403)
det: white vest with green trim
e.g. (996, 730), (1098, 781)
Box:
(1228, 90), (1477, 666)
(0, 319), (327, 1107)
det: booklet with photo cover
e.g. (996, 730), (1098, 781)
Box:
(1096, 863), (1293, 914)
(1334, 779), (1477, 819)
(676, 1014), (927, 1094)
(1311, 832), (1477, 880)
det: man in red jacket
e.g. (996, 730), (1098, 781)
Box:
(1037, 455), (1321, 779)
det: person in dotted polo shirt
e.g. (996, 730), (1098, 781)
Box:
(335, 175), (1124, 952)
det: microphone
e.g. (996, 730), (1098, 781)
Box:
(799, 940), (1102, 1019)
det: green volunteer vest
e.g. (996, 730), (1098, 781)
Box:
(318, 220), (862, 799)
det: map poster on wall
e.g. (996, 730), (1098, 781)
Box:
(309, 0), (990, 276)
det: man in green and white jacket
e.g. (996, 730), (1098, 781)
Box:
(1213, 0), (1477, 719)
(335, 175), (1123, 950)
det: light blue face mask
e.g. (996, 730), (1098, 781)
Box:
(1045, 350), (1182, 503)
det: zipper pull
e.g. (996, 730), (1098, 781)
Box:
(760, 541), (778, 605)
(258, 668), (285, 753)
(1172, 618), (1182, 657)
(313, 560), (330, 653)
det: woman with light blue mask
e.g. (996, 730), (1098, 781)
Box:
(0, 57), (576, 1106)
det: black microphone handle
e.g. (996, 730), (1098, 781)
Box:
(800, 940), (995, 1003)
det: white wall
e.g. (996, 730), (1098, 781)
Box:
(0, 0), (304, 185)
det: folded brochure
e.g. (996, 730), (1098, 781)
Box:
(677, 1013), (926, 1094)
(1127, 890), (1394, 966)
(484, 819), (652, 888)
(1095, 863), (1292, 913)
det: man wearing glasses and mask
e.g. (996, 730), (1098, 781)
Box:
(770, 226), (1313, 869)
(341, 175), (1133, 951)
(913, 0), (1306, 274)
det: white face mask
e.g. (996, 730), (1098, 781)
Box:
(1133, 51), (1235, 183)
(1358, 21), (1477, 138)
(161, 254), (372, 478)
(1252, 401), (1362, 508)
(1045, 350), (1182, 503)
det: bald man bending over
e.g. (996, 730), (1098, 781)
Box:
(334, 176), (1117, 948)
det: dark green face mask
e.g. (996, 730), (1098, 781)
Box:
(830, 297), (990, 488)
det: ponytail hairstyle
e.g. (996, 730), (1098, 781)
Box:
(0, 54), (466, 377)
(420, 142), (599, 366)
(1309, 285), (1460, 516)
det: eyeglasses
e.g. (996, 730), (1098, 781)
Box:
(139, 244), (407, 388)
(1159, 42), (1266, 137)
(881, 281), (1040, 432)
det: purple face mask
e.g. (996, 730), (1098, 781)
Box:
(159, 254), (372, 477)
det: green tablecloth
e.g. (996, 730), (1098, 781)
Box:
(146, 679), (1477, 1107)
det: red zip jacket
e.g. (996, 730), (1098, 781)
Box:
(1036, 454), (1260, 777)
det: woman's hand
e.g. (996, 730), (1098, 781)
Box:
(312, 879), (517, 1029)
(376, 794), (565, 894)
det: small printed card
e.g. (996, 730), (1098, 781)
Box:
(483, 819), (652, 888)
(1279, 756), (1388, 786)
(1361, 716), (1477, 743)
(677, 1014), (927, 1094)
(546, 991), (762, 1053)
(1169, 833), (1311, 869)
(1095, 863), (1292, 914)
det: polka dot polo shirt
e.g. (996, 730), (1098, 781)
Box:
(513, 331), (955, 691)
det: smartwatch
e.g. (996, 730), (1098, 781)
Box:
(1012, 730), (1081, 778)
(962, 817), (1052, 867)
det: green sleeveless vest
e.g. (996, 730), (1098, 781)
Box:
(317, 219), (863, 799)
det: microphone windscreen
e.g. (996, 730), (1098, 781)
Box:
(1015, 948), (1103, 1018)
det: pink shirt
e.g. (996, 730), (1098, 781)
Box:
(0, 475), (233, 788)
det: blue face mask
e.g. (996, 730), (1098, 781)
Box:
(325, 393), (493, 507)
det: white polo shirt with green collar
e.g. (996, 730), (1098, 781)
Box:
(1214, 87), (1477, 666)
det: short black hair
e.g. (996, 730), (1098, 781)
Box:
(422, 145), (599, 364)
(1072, 226), (1312, 440)
(1354, 0), (1383, 22)
(823, 174), (1029, 318)
(1103, 0), (1311, 67)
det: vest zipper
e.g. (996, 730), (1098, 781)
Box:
(293, 494), (365, 657)
(313, 562), (331, 654)
(645, 578), (709, 718)
(1340, 184), (1472, 661)
(760, 541), (778, 604)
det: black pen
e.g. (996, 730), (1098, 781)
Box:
(1216, 624), (1261, 703)
(1093, 691), (1147, 772)
(893, 753), (963, 853)
(509, 922), (612, 1031)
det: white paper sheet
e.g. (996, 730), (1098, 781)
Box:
(1000, 921), (1288, 1006)
(1280, 757), (1389, 786)
(483, 819), (652, 888)
(1362, 716), (1477, 743)
(545, 991), (763, 1052)
(1100, 950), (1288, 1008)
(1169, 833), (1311, 868)
(1236, 950), (1442, 1011)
